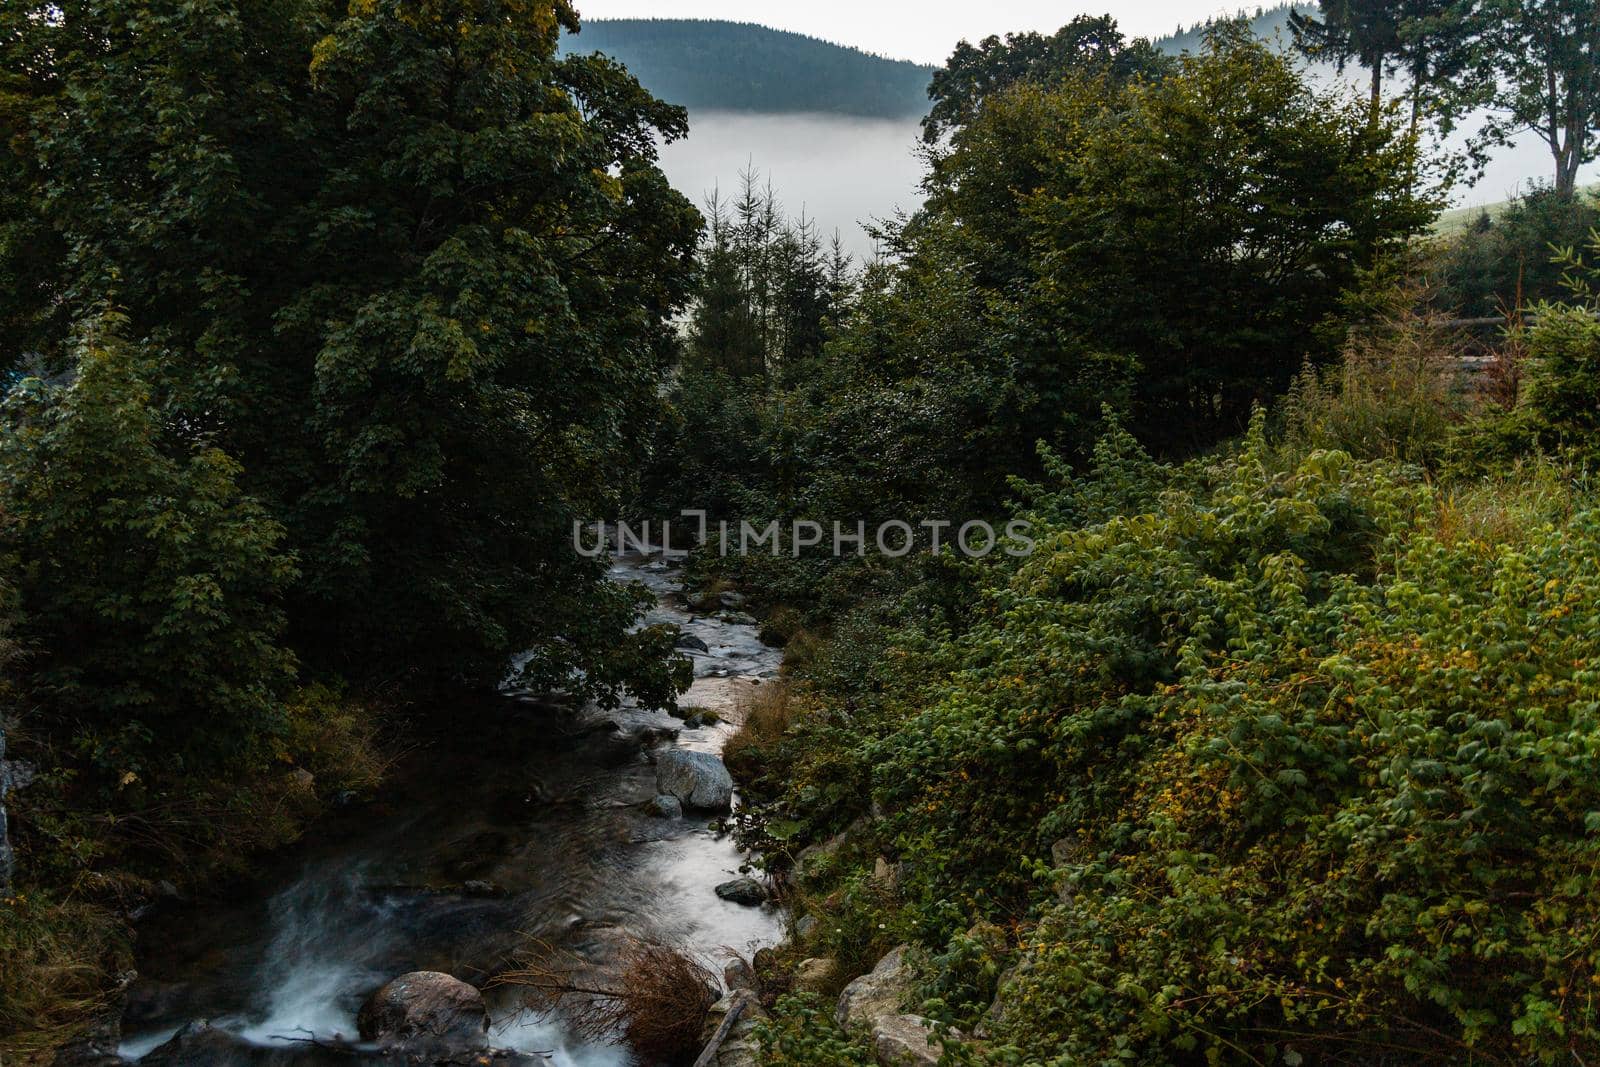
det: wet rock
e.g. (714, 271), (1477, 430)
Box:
(357, 971), (489, 1048)
(794, 957), (840, 993)
(645, 794), (683, 819)
(719, 590), (747, 609)
(714, 877), (767, 906)
(871, 1014), (948, 1067)
(718, 611), (757, 626)
(123, 979), (196, 1027)
(683, 715), (704, 729)
(794, 914), (818, 941)
(141, 1021), (270, 1066)
(655, 750), (734, 812)
(0, 725), (32, 890)
(836, 945), (915, 1030)
(698, 991), (765, 1067)
(459, 880), (506, 898)
(675, 633), (710, 653)
(723, 957), (758, 993)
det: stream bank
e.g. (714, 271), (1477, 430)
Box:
(93, 548), (783, 1067)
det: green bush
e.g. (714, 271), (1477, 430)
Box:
(1, 318), (297, 778)
(749, 418), (1600, 1062)
(1434, 186), (1600, 317)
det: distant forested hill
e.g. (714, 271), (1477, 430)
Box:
(563, 19), (935, 117)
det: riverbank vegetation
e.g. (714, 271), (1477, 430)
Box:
(2, 0), (1599, 1063)
(0, 0), (695, 1056)
(652, 11), (1600, 1066)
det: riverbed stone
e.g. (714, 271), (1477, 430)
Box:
(141, 1021), (270, 1066)
(646, 794), (683, 819)
(655, 749), (734, 812)
(0, 724), (30, 890)
(698, 991), (765, 1067)
(871, 1014), (947, 1067)
(723, 957), (758, 993)
(793, 957), (840, 992)
(357, 971), (489, 1048)
(836, 945), (915, 1030)
(714, 876), (767, 906)
(675, 633), (711, 653)
(0, 723), (12, 890)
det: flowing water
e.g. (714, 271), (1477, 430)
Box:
(117, 549), (784, 1066)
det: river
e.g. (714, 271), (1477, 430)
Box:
(115, 548), (783, 1066)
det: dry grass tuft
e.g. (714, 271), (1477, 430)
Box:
(723, 682), (798, 783)
(499, 936), (719, 1065)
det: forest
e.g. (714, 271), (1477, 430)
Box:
(2, 0), (1600, 1066)
(563, 20), (937, 118)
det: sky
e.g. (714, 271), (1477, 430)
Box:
(570, 1), (1270, 65)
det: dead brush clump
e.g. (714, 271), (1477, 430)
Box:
(498, 936), (719, 1065)
(722, 681), (798, 783)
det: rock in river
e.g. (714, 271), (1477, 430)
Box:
(646, 794), (683, 819)
(655, 749), (734, 812)
(357, 971), (488, 1048)
(675, 633), (710, 653)
(714, 877), (767, 906)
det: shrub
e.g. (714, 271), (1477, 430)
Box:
(0, 317), (297, 779)
(279, 684), (388, 800)
(747, 416), (1600, 1062)
(1434, 185), (1600, 317)
(1280, 303), (1472, 469)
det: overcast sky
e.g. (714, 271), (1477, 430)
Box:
(571, 2), (1268, 65)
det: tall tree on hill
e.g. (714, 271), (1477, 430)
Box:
(1453, 0), (1600, 198)
(1290, 0), (1408, 114)
(922, 14), (1172, 142)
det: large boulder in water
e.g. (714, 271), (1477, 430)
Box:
(655, 750), (734, 812)
(357, 971), (488, 1048)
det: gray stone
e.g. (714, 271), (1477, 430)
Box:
(698, 991), (766, 1067)
(836, 945), (915, 1031)
(793, 957), (840, 993)
(719, 591), (748, 609)
(141, 1021), (269, 1066)
(655, 750), (734, 812)
(675, 633), (710, 654)
(714, 877), (767, 906)
(723, 957), (758, 993)
(645, 794), (683, 819)
(357, 971), (488, 1047)
(871, 1014), (947, 1067)
(0, 725), (28, 890)
(794, 914), (818, 940)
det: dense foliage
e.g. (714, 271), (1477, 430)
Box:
(740, 408), (1600, 1062)
(565, 19), (935, 119)
(921, 14), (1171, 143)
(0, 0), (698, 1052)
(0, 318), (297, 775)
(1433, 186), (1600, 317)
(0, 0), (698, 699)
(650, 23), (1435, 568)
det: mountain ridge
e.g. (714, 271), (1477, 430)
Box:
(568, 8), (1318, 119)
